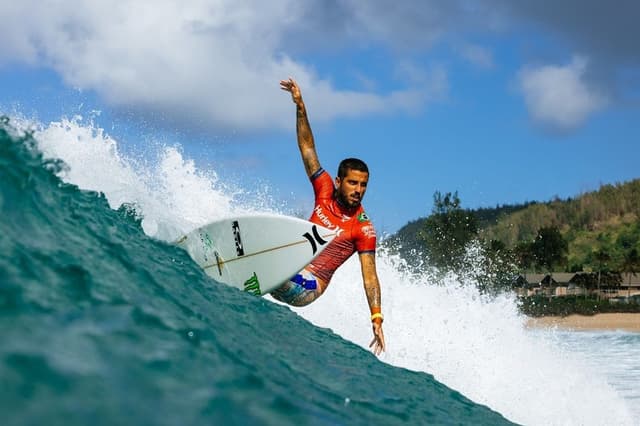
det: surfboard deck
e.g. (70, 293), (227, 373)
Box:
(175, 214), (335, 295)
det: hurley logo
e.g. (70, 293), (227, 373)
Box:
(314, 206), (344, 236)
(302, 224), (329, 255)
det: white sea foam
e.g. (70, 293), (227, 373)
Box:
(22, 115), (270, 240)
(27, 116), (637, 426)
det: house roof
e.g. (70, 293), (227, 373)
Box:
(550, 273), (577, 285)
(525, 274), (547, 285)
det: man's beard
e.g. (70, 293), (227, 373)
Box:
(336, 190), (361, 209)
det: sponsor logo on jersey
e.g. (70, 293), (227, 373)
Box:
(358, 212), (370, 222)
(362, 224), (376, 238)
(313, 206), (344, 236)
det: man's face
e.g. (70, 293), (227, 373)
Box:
(335, 169), (369, 208)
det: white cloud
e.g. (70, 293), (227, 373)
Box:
(517, 56), (608, 132)
(1, 0), (635, 134)
(0, 1), (439, 132)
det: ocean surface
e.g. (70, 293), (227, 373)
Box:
(1, 116), (638, 425)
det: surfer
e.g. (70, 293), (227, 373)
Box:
(272, 78), (386, 356)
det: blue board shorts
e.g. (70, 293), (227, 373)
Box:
(270, 268), (321, 307)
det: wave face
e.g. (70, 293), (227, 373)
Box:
(0, 119), (513, 425)
(0, 116), (635, 425)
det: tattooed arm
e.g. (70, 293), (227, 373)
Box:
(280, 78), (321, 178)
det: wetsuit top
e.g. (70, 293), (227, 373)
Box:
(306, 168), (377, 284)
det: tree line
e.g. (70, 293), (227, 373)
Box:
(387, 180), (640, 294)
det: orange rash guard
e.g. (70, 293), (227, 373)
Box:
(306, 168), (377, 283)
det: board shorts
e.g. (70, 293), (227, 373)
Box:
(270, 268), (321, 307)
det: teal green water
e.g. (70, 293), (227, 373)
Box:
(0, 121), (514, 425)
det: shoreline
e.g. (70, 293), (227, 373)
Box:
(526, 313), (640, 333)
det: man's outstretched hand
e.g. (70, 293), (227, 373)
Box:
(280, 78), (303, 106)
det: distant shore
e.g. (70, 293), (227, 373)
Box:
(527, 313), (640, 332)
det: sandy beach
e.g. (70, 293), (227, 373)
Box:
(527, 313), (640, 332)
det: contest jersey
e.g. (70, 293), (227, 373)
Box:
(306, 169), (377, 284)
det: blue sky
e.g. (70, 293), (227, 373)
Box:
(1, 1), (639, 233)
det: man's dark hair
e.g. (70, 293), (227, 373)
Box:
(337, 158), (369, 179)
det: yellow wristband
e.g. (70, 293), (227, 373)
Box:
(371, 313), (384, 322)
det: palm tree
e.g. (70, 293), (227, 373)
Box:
(621, 248), (640, 298)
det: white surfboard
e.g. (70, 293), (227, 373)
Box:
(175, 214), (336, 295)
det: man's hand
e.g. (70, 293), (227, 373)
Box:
(280, 77), (320, 177)
(280, 78), (303, 107)
(369, 321), (385, 356)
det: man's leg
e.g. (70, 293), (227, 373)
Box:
(270, 269), (322, 306)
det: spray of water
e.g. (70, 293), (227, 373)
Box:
(16, 115), (270, 240)
(22, 116), (636, 425)
(296, 252), (636, 425)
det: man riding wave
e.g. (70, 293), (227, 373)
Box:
(271, 78), (386, 356)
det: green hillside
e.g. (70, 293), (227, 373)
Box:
(389, 179), (640, 276)
(480, 179), (640, 271)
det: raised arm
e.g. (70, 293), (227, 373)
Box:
(280, 78), (321, 177)
(359, 252), (386, 355)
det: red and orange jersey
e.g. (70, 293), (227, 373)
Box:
(306, 169), (377, 283)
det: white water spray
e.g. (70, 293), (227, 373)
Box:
(21, 115), (270, 240)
